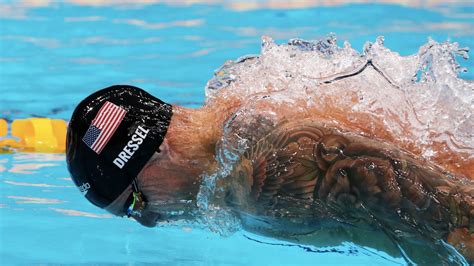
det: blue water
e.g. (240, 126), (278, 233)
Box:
(1, 1), (473, 265)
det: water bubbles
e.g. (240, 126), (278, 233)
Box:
(261, 35), (276, 53)
(343, 40), (351, 49)
(205, 34), (472, 158)
(375, 36), (385, 46)
(363, 41), (373, 54)
(366, 162), (376, 170)
(288, 33), (339, 57)
(422, 148), (436, 159)
(288, 38), (317, 51)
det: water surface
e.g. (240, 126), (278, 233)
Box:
(1, 1), (473, 264)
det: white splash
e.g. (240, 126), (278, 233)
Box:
(205, 34), (473, 162)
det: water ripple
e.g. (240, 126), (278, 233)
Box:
(7, 196), (64, 204)
(64, 16), (105, 22)
(4, 180), (74, 188)
(113, 18), (204, 30)
(49, 207), (113, 218)
(8, 163), (59, 174)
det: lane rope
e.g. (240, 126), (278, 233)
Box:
(0, 118), (66, 153)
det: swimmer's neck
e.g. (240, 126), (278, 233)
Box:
(140, 104), (233, 207)
(167, 106), (212, 162)
(164, 103), (235, 173)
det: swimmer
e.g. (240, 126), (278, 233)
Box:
(66, 85), (473, 263)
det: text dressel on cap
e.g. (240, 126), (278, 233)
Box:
(113, 125), (149, 169)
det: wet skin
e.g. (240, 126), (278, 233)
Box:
(104, 93), (473, 262)
(225, 119), (473, 262)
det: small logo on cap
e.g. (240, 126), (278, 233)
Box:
(79, 182), (91, 196)
(82, 101), (127, 154)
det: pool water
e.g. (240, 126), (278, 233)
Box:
(1, 1), (473, 265)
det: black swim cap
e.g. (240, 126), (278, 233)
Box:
(66, 85), (172, 208)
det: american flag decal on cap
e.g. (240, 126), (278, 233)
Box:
(82, 101), (127, 154)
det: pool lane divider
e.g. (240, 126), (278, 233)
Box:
(0, 118), (67, 153)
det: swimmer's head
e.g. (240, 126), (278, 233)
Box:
(66, 85), (172, 209)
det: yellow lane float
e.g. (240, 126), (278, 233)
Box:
(0, 118), (67, 153)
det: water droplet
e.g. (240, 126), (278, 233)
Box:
(367, 162), (376, 170)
